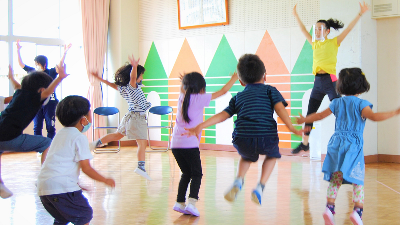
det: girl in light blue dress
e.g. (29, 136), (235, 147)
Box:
(296, 68), (400, 225)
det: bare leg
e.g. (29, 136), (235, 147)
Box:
(100, 132), (124, 144)
(136, 139), (147, 162)
(237, 157), (252, 178)
(259, 157), (277, 184)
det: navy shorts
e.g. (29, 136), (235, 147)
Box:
(310, 73), (340, 101)
(40, 190), (93, 225)
(0, 134), (51, 154)
(232, 136), (281, 162)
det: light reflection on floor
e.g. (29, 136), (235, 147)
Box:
(1, 148), (400, 224)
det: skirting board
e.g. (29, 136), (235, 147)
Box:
(109, 141), (399, 164)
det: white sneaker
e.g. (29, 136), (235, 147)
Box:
(173, 202), (190, 215)
(134, 168), (152, 180)
(0, 183), (13, 199)
(349, 210), (363, 225)
(322, 207), (335, 225)
(185, 198), (200, 217)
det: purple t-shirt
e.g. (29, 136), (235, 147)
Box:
(171, 93), (212, 149)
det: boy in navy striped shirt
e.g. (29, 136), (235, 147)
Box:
(183, 54), (305, 205)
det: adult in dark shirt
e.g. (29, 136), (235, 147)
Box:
(0, 64), (68, 199)
(16, 40), (71, 139)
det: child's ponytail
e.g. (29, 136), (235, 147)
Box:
(317, 18), (344, 31)
(180, 72), (207, 124)
(182, 88), (192, 123)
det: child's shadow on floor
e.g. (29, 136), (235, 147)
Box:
(173, 214), (199, 225)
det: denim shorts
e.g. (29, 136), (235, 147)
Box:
(0, 134), (51, 154)
(232, 136), (281, 162)
(40, 190), (93, 225)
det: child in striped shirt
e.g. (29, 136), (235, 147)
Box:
(183, 54), (305, 205)
(90, 55), (152, 180)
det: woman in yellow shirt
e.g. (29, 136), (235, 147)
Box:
(291, 2), (369, 155)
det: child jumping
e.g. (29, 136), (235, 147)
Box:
(0, 63), (68, 199)
(90, 55), (152, 180)
(37, 95), (115, 225)
(183, 54), (304, 205)
(16, 40), (71, 139)
(171, 71), (238, 217)
(295, 68), (400, 225)
(291, 2), (369, 154)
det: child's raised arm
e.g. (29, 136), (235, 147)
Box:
(211, 72), (238, 100)
(361, 106), (400, 121)
(80, 159), (115, 188)
(15, 40), (26, 69)
(295, 107), (332, 125)
(41, 62), (68, 100)
(293, 4), (312, 44)
(274, 102), (307, 136)
(59, 43), (72, 66)
(7, 65), (21, 90)
(90, 72), (118, 90)
(182, 111), (231, 138)
(128, 54), (140, 88)
(337, 2), (369, 45)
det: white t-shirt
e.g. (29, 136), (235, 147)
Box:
(37, 127), (93, 196)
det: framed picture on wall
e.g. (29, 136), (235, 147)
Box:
(178, 0), (229, 29)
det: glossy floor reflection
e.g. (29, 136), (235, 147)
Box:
(1, 148), (400, 224)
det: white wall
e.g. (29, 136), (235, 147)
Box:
(377, 17), (400, 155)
(106, 0), (140, 140)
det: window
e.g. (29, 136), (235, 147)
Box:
(2, 0), (88, 100)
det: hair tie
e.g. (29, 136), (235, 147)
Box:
(361, 72), (365, 76)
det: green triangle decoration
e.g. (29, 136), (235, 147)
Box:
(291, 28), (313, 74)
(205, 35), (238, 78)
(142, 42), (169, 96)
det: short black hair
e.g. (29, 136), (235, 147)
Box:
(56, 95), (91, 127)
(114, 64), (145, 86)
(20, 71), (53, 92)
(34, 55), (48, 69)
(337, 68), (370, 95)
(237, 54), (266, 84)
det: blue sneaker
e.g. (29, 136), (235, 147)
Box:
(224, 179), (243, 202)
(251, 185), (263, 205)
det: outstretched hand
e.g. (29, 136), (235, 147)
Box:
(181, 126), (201, 139)
(231, 72), (238, 81)
(16, 40), (22, 50)
(105, 178), (116, 188)
(359, 1), (369, 15)
(64, 43), (72, 54)
(295, 113), (306, 124)
(292, 4), (298, 16)
(179, 71), (185, 81)
(56, 63), (69, 79)
(128, 54), (140, 68)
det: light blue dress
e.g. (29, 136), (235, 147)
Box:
(322, 96), (373, 185)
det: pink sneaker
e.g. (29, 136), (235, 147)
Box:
(349, 210), (363, 225)
(322, 207), (335, 225)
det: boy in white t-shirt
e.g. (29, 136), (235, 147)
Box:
(37, 95), (115, 225)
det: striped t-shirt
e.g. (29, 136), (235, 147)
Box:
(118, 83), (151, 112)
(224, 83), (287, 138)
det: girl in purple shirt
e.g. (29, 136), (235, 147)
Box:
(171, 71), (237, 216)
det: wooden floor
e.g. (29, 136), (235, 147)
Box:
(1, 147), (400, 225)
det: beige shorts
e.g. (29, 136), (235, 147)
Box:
(117, 112), (147, 140)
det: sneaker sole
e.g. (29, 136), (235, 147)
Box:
(224, 186), (240, 202)
(185, 207), (199, 217)
(322, 213), (335, 225)
(251, 190), (261, 205)
(173, 206), (190, 215)
(350, 213), (363, 225)
(134, 168), (152, 181)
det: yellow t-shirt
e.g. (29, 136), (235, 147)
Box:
(312, 37), (340, 75)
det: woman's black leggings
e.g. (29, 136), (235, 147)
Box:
(305, 73), (340, 136)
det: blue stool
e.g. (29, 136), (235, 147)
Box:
(92, 107), (120, 153)
(147, 106), (173, 152)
